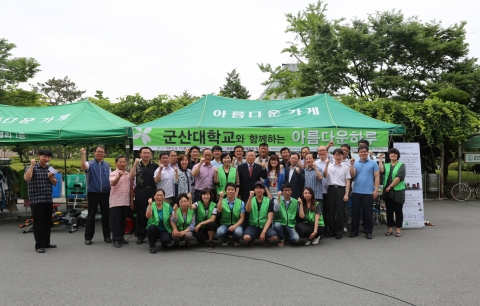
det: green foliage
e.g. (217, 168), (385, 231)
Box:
(260, 1), (479, 105)
(90, 90), (199, 125)
(430, 87), (472, 106)
(0, 38), (41, 90)
(31, 76), (86, 105)
(219, 69), (251, 99)
(343, 96), (480, 147)
(0, 86), (46, 106)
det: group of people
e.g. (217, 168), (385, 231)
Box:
(24, 141), (406, 254)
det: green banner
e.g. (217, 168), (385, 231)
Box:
(133, 127), (389, 152)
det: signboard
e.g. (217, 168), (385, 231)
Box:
(393, 142), (424, 228)
(133, 127), (389, 151)
(464, 153), (480, 164)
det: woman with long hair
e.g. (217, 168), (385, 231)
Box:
(296, 187), (325, 245)
(264, 154), (285, 200)
(175, 154), (195, 195)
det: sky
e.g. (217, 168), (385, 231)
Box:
(2, 0), (479, 101)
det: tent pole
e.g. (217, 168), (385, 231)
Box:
(458, 144), (462, 184)
(64, 144), (68, 208)
(125, 137), (130, 171)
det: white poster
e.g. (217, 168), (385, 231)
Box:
(393, 142), (424, 228)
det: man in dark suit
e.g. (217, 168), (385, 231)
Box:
(237, 150), (267, 202)
(284, 152), (305, 199)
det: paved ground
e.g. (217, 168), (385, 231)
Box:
(1, 199), (479, 306)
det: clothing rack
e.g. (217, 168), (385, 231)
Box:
(0, 159), (21, 221)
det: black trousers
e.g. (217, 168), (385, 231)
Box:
(327, 185), (346, 236)
(193, 223), (217, 243)
(385, 197), (404, 228)
(31, 203), (53, 249)
(147, 225), (172, 248)
(135, 188), (155, 240)
(85, 192), (110, 240)
(351, 193), (374, 234)
(110, 206), (129, 242)
(295, 222), (324, 239)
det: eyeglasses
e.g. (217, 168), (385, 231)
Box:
(283, 189), (292, 192)
(318, 149), (326, 152)
(95, 151), (105, 154)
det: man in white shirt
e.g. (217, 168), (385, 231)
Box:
(323, 148), (351, 239)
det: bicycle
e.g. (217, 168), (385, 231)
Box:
(451, 171), (479, 201)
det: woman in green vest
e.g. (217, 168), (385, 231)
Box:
(214, 152), (238, 197)
(171, 193), (196, 249)
(146, 188), (175, 254)
(296, 187), (325, 245)
(243, 182), (277, 246)
(192, 188), (217, 249)
(378, 148), (406, 237)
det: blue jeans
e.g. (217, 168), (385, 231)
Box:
(216, 225), (243, 243)
(273, 222), (299, 243)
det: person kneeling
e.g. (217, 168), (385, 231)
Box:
(273, 183), (300, 246)
(296, 187), (325, 245)
(172, 193), (195, 249)
(243, 182), (277, 246)
(146, 189), (175, 254)
(191, 188), (217, 250)
(216, 183), (245, 247)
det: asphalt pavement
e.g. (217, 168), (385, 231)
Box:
(1, 199), (479, 306)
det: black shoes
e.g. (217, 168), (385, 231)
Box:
(45, 244), (57, 248)
(366, 233), (373, 239)
(113, 241), (122, 248)
(85, 240), (92, 245)
(104, 237), (112, 243)
(349, 232), (358, 238)
(150, 247), (156, 254)
(36, 248), (45, 253)
(136, 239), (144, 245)
(121, 239), (129, 244)
(336, 234), (342, 239)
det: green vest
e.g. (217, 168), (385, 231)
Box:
(146, 202), (173, 233)
(383, 162), (405, 191)
(249, 197), (270, 228)
(219, 198), (242, 226)
(274, 198), (298, 227)
(196, 201), (216, 227)
(216, 166), (237, 195)
(303, 202), (325, 227)
(176, 208), (195, 231)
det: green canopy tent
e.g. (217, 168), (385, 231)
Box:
(134, 94), (404, 151)
(0, 100), (134, 145)
(0, 100), (135, 205)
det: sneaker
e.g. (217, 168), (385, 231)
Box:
(208, 241), (214, 250)
(304, 240), (312, 245)
(343, 227), (347, 233)
(311, 236), (320, 245)
(222, 242), (228, 247)
(234, 242), (240, 247)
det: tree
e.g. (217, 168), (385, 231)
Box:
(0, 38), (41, 90)
(0, 86), (45, 106)
(260, 1), (480, 104)
(219, 69), (251, 99)
(32, 76), (86, 105)
(107, 91), (199, 125)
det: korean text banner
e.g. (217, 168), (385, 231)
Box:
(133, 127), (389, 151)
